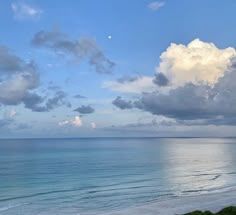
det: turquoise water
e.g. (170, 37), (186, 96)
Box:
(0, 138), (236, 215)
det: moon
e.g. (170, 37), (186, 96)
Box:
(108, 35), (112, 40)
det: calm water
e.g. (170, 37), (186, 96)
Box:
(0, 138), (236, 215)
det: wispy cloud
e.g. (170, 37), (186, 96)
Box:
(103, 76), (156, 94)
(74, 94), (86, 99)
(148, 1), (165, 11)
(31, 29), (115, 74)
(11, 2), (43, 20)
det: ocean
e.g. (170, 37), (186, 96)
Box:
(0, 138), (236, 215)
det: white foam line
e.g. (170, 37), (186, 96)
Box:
(100, 188), (236, 215)
(0, 202), (29, 212)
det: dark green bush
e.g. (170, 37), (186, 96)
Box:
(217, 206), (236, 215)
(183, 206), (236, 215)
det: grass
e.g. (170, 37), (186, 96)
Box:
(183, 206), (236, 215)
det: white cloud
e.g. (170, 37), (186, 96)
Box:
(58, 116), (82, 127)
(58, 120), (70, 126)
(157, 39), (236, 87)
(11, 2), (43, 20)
(111, 39), (236, 126)
(105, 39), (236, 96)
(72, 116), (82, 127)
(91, 122), (96, 129)
(103, 76), (156, 94)
(148, 1), (165, 11)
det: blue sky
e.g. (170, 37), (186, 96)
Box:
(1, 0), (236, 138)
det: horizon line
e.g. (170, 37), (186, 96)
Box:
(1, 136), (236, 140)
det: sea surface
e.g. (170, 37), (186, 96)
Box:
(0, 138), (236, 215)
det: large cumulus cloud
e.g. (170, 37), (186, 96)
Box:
(112, 96), (133, 109)
(106, 39), (236, 94)
(157, 39), (236, 87)
(112, 39), (236, 125)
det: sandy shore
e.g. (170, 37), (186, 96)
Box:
(102, 188), (236, 215)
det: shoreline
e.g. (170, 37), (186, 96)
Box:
(102, 188), (236, 215)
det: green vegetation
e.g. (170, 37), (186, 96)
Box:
(183, 206), (236, 215)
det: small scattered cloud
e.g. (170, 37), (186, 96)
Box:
(103, 76), (156, 94)
(72, 116), (82, 126)
(58, 116), (82, 127)
(58, 120), (70, 126)
(46, 91), (71, 110)
(74, 105), (95, 114)
(148, 1), (165, 11)
(91, 122), (96, 129)
(74, 94), (86, 99)
(112, 96), (133, 110)
(23, 90), (71, 112)
(11, 2), (43, 21)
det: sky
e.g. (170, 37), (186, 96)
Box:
(1, 0), (236, 138)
